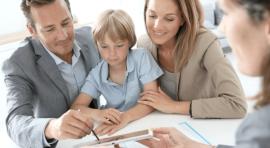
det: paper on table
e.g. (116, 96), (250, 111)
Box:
(176, 121), (211, 145)
(118, 121), (210, 148)
(75, 121), (210, 148)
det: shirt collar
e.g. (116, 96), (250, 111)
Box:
(101, 50), (135, 84)
(126, 50), (134, 73)
(43, 40), (81, 65)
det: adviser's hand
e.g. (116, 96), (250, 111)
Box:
(45, 109), (93, 140)
(140, 127), (212, 148)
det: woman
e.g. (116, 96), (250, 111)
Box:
(137, 0), (247, 118)
(142, 0), (270, 147)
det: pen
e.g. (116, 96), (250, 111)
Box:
(91, 129), (100, 141)
(77, 109), (100, 141)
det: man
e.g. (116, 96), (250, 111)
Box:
(2, 0), (100, 147)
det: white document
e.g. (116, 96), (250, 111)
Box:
(118, 121), (210, 148)
(176, 121), (210, 145)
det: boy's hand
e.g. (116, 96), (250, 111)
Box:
(92, 108), (122, 124)
(94, 112), (130, 135)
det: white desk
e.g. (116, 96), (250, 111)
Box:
(57, 112), (243, 148)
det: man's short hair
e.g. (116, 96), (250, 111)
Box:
(21, 0), (72, 28)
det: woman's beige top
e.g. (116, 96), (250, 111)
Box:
(137, 28), (247, 118)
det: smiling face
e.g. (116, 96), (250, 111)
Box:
(97, 34), (129, 68)
(28, 0), (74, 61)
(145, 0), (183, 47)
(219, 0), (270, 76)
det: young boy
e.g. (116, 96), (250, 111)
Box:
(71, 9), (163, 135)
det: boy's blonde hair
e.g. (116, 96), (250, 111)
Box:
(92, 9), (137, 48)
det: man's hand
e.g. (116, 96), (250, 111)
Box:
(45, 109), (93, 140)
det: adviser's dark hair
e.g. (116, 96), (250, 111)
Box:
(237, 0), (270, 107)
(237, 0), (270, 23)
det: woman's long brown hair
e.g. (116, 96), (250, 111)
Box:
(143, 0), (204, 72)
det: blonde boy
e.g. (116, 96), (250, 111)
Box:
(71, 9), (163, 135)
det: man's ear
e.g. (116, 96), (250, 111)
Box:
(266, 16), (270, 46)
(27, 23), (37, 37)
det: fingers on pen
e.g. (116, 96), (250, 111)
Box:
(59, 130), (81, 139)
(68, 111), (92, 134)
(73, 110), (93, 129)
(66, 124), (90, 138)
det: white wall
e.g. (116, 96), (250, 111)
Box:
(70, 0), (146, 36)
(0, 0), (25, 36)
(0, 0), (146, 36)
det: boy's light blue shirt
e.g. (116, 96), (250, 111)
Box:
(81, 48), (163, 111)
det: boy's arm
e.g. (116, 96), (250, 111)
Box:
(94, 50), (163, 135)
(94, 80), (158, 135)
(123, 80), (158, 123)
(71, 93), (94, 118)
(71, 93), (121, 124)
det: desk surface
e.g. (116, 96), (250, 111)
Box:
(57, 112), (243, 147)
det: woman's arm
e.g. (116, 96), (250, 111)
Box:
(139, 88), (191, 115)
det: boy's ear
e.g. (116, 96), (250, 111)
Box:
(266, 16), (270, 46)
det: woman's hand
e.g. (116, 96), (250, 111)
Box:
(92, 108), (122, 125)
(94, 113), (130, 136)
(138, 88), (178, 113)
